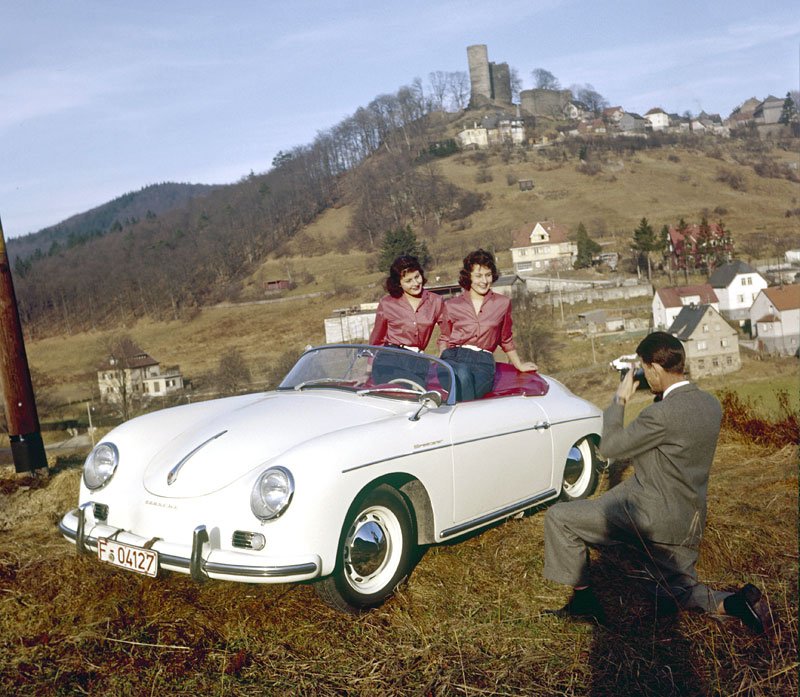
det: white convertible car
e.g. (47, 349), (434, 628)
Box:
(60, 345), (603, 613)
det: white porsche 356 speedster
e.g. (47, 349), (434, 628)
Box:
(60, 345), (603, 613)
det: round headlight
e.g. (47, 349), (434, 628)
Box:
(83, 442), (119, 490)
(250, 467), (294, 521)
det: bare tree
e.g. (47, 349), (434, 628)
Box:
(428, 71), (449, 111)
(446, 71), (470, 111)
(510, 67), (523, 103)
(216, 348), (252, 395)
(532, 68), (560, 90)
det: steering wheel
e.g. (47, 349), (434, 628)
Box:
(388, 377), (425, 392)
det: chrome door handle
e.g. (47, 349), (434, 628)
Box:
(534, 421), (550, 430)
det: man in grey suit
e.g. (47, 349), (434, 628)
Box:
(542, 332), (771, 633)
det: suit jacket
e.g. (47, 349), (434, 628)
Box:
(598, 383), (722, 547)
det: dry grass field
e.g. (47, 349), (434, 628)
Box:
(0, 385), (796, 696)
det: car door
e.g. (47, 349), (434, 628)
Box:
(449, 396), (554, 525)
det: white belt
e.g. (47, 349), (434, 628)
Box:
(388, 344), (421, 352)
(461, 344), (490, 353)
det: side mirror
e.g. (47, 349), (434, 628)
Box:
(409, 390), (443, 421)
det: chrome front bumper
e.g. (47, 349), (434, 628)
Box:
(59, 505), (320, 583)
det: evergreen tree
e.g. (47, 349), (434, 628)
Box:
(574, 222), (600, 268)
(631, 217), (656, 280)
(779, 92), (797, 125)
(378, 225), (430, 271)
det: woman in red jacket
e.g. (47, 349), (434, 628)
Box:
(440, 249), (537, 400)
(369, 255), (444, 386)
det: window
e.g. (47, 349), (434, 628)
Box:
(702, 324), (709, 332)
(712, 358), (719, 367)
(726, 356), (733, 365)
(742, 277), (752, 286)
(517, 262), (532, 271)
(720, 339), (729, 347)
(698, 359), (705, 369)
(736, 294), (744, 303)
(697, 341), (708, 351)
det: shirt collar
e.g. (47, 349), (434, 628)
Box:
(663, 380), (690, 399)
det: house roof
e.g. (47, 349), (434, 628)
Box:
(761, 284), (800, 312)
(668, 304), (726, 340)
(708, 260), (759, 288)
(511, 221), (569, 248)
(656, 284), (718, 308)
(97, 340), (159, 371)
(494, 274), (523, 287)
(645, 107), (667, 116)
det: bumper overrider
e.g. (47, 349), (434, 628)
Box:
(59, 504), (321, 583)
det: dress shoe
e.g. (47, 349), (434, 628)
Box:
(723, 583), (773, 634)
(543, 588), (606, 625)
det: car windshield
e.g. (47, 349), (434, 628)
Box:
(278, 345), (455, 404)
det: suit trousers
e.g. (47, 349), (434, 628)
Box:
(543, 494), (730, 612)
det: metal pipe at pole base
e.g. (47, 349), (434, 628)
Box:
(10, 432), (48, 473)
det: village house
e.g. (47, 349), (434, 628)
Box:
(564, 100), (590, 121)
(510, 221), (577, 274)
(97, 340), (184, 403)
(644, 108), (670, 131)
(748, 284), (800, 356)
(668, 305), (741, 378)
(753, 96), (785, 125)
(652, 284), (719, 330)
(456, 113), (525, 149)
(667, 223), (734, 276)
(602, 106), (624, 124)
(708, 260), (768, 324)
(618, 112), (648, 135)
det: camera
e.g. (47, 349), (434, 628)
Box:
(620, 366), (649, 391)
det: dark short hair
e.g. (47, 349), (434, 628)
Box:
(459, 248), (499, 290)
(385, 255), (426, 298)
(636, 331), (685, 374)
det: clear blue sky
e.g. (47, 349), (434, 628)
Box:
(1, 0), (797, 238)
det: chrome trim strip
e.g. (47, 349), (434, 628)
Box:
(440, 488), (558, 539)
(167, 430), (228, 486)
(341, 442), (452, 473)
(203, 561), (319, 578)
(341, 416), (601, 473)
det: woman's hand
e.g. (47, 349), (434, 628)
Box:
(518, 361), (538, 372)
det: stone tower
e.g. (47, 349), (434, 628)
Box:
(467, 44), (492, 105)
(467, 45), (513, 106)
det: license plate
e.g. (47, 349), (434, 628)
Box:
(97, 538), (158, 578)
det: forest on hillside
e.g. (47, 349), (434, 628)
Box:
(9, 77), (799, 339)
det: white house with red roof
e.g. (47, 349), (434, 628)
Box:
(510, 221), (577, 274)
(652, 284), (719, 330)
(748, 284), (800, 356)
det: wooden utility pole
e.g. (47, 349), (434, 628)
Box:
(0, 216), (47, 474)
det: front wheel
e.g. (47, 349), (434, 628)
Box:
(560, 437), (598, 501)
(315, 484), (416, 614)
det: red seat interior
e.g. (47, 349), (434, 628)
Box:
(482, 362), (549, 399)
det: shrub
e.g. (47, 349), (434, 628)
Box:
(720, 389), (799, 448)
(715, 167), (747, 191)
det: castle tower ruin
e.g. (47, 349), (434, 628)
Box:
(467, 44), (492, 105)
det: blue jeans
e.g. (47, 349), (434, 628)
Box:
(440, 347), (495, 401)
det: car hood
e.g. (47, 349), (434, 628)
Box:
(141, 391), (398, 498)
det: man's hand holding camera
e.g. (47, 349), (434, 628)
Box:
(614, 363), (639, 406)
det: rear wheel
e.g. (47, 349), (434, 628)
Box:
(560, 437), (598, 501)
(315, 484), (416, 614)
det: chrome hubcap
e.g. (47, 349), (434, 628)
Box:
(347, 516), (387, 577)
(342, 505), (401, 593)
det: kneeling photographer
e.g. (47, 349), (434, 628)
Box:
(541, 331), (772, 634)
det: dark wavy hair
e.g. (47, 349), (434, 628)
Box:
(636, 331), (686, 374)
(458, 248), (499, 290)
(385, 255), (426, 298)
